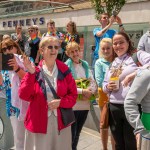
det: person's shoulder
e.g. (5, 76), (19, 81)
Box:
(56, 59), (69, 72)
(93, 27), (102, 31)
(108, 28), (116, 34)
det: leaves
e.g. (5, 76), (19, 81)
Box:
(90, 0), (126, 19)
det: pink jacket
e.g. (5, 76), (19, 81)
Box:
(19, 59), (77, 133)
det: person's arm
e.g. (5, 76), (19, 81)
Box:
(59, 72), (77, 108)
(95, 16), (115, 37)
(137, 50), (150, 68)
(115, 16), (125, 32)
(19, 71), (36, 102)
(95, 60), (104, 87)
(137, 34), (146, 51)
(8, 57), (26, 79)
(0, 73), (3, 85)
(124, 69), (150, 134)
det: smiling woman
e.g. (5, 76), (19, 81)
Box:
(102, 32), (150, 150)
(19, 36), (77, 150)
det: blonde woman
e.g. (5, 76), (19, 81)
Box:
(95, 38), (115, 150)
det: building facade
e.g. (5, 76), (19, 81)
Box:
(0, 0), (150, 65)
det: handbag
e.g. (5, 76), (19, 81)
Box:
(100, 102), (109, 129)
(41, 69), (75, 126)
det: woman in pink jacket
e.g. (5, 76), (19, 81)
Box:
(19, 36), (77, 150)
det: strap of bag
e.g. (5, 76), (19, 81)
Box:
(41, 69), (59, 99)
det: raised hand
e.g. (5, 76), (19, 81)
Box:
(23, 56), (35, 74)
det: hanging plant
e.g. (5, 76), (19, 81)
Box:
(90, 0), (126, 19)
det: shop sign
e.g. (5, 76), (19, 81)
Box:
(2, 17), (45, 28)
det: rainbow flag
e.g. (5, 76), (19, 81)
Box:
(31, 34), (40, 44)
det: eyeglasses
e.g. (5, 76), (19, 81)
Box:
(17, 27), (22, 30)
(1, 45), (13, 52)
(47, 45), (59, 50)
(102, 17), (108, 19)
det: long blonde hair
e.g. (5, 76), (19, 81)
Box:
(99, 38), (116, 61)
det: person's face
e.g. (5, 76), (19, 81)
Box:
(100, 42), (113, 60)
(16, 26), (22, 34)
(99, 14), (109, 26)
(68, 46), (80, 63)
(28, 29), (37, 37)
(47, 23), (55, 32)
(42, 41), (59, 61)
(113, 34), (129, 57)
(1, 43), (17, 54)
(66, 24), (73, 33)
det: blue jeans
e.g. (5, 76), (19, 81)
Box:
(71, 110), (89, 150)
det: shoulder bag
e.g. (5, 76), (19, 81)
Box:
(41, 69), (75, 126)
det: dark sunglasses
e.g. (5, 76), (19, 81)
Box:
(47, 45), (59, 50)
(1, 45), (13, 52)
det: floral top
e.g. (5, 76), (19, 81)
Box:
(0, 70), (20, 117)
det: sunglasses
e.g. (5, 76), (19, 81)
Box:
(101, 17), (108, 20)
(47, 45), (59, 50)
(1, 45), (13, 52)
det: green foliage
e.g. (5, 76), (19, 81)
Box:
(90, 0), (126, 19)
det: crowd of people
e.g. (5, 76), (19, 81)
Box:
(0, 12), (150, 150)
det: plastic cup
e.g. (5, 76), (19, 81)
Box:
(110, 77), (119, 91)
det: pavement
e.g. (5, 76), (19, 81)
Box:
(78, 127), (112, 150)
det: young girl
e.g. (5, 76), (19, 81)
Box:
(95, 38), (115, 150)
(65, 41), (97, 150)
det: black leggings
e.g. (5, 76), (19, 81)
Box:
(71, 110), (89, 150)
(109, 103), (137, 150)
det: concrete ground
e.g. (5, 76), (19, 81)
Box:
(78, 127), (112, 150)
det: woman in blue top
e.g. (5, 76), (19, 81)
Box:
(95, 38), (116, 150)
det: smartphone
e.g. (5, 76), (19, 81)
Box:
(0, 53), (14, 70)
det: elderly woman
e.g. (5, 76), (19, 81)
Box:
(19, 36), (77, 150)
(0, 39), (28, 150)
(103, 32), (150, 150)
(65, 41), (97, 150)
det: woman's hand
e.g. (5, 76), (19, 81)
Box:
(48, 99), (61, 110)
(136, 133), (141, 150)
(121, 72), (136, 87)
(82, 89), (92, 100)
(23, 56), (35, 74)
(107, 81), (117, 91)
(8, 57), (19, 71)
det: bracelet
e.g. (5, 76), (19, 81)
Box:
(119, 24), (123, 27)
(15, 67), (20, 73)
